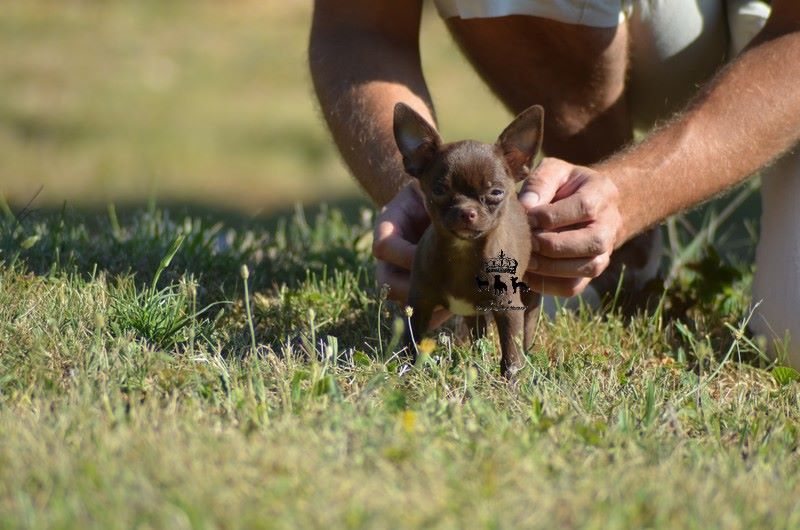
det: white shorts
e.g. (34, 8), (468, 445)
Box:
(433, 0), (770, 35)
(434, 0), (626, 27)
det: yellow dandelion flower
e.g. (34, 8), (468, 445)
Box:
(418, 338), (436, 356)
(401, 410), (417, 433)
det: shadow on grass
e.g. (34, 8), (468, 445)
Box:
(0, 195), (375, 303)
(0, 190), (764, 361)
(2, 181), (760, 295)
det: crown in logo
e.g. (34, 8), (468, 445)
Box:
(484, 250), (517, 274)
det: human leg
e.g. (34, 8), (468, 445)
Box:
(445, 15), (632, 164)
(751, 152), (800, 366)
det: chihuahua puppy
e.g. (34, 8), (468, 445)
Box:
(393, 102), (543, 377)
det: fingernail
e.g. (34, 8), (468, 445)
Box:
(519, 192), (540, 209)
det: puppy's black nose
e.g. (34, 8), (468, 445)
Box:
(460, 208), (478, 223)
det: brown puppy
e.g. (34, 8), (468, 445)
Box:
(393, 103), (543, 377)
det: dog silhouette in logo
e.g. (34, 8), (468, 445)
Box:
(475, 275), (489, 291)
(510, 276), (530, 294)
(493, 275), (507, 295)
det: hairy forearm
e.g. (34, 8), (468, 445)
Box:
(596, 27), (800, 245)
(309, 16), (435, 206)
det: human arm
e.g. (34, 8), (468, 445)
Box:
(309, 0), (434, 206)
(309, 1), (450, 324)
(520, 0), (800, 296)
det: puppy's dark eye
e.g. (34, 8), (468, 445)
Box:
(488, 188), (505, 199)
(432, 183), (447, 196)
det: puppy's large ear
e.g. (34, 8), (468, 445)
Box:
(393, 103), (441, 178)
(496, 105), (544, 181)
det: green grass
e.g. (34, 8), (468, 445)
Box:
(1, 1), (795, 528)
(1, 202), (799, 530)
(0, 1), (509, 213)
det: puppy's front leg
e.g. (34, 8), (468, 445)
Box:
(493, 310), (525, 378)
(522, 291), (542, 351)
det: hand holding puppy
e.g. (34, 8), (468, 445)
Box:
(519, 158), (624, 297)
(372, 180), (453, 329)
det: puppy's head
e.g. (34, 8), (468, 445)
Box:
(393, 103), (543, 240)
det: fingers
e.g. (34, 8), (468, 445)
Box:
(518, 157), (573, 209)
(372, 183), (430, 270)
(526, 169), (617, 231)
(528, 253), (610, 279)
(373, 221), (416, 270)
(373, 185), (448, 325)
(527, 192), (597, 230)
(533, 224), (616, 259)
(520, 161), (621, 296)
(525, 274), (592, 297)
(392, 181), (430, 232)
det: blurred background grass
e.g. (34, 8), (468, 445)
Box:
(0, 0), (511, 214)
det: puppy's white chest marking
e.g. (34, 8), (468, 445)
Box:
(450, 238), (472, 251)
(447, 295), (476, 316)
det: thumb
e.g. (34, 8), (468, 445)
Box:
(518, 157), (572, 209)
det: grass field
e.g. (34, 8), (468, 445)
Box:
(0, 1), (508, 213)
(2, 1), (798, 529)
(1, 202), (798, 529)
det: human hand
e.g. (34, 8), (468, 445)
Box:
(519, 158), (623, 297)
(372, 182), (451, 328)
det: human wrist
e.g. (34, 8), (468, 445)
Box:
(591, 159), (647, 248)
